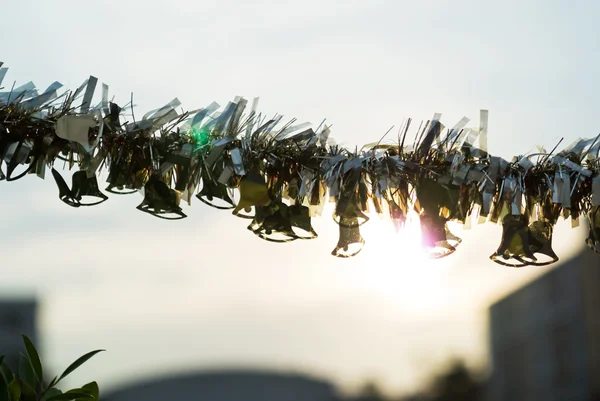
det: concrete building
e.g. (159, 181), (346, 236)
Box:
(0, 298), (38, 370)
(103, 370), (342, 401)
(488, 249), (600, 401)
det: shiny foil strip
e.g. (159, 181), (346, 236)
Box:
(1, 62), (600, 264)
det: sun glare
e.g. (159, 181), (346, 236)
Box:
(359, 211), (454, 312)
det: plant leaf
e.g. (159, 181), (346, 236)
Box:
(7, 379), (20, 401)
(0, 363), (13, 387)
(46, 376), (58, 390)
(40, 388), (61, 401)
(46, 391), (92, 401)
(0, 357), (5, 396)
(21, 336), (42, 384)
(66, 388), (95, 400)
(56, 351), (104, 384)
(18, 355), (35, 390)
(18, 379), (36, 401)
(81, 382), (99, 400)
(0, 367), (8, 401)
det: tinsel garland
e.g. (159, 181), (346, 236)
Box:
(1, 62), (599, 266)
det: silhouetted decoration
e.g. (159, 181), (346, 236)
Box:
(51, 168), (108, 207)
(249, 202), (298, 243)
(233, 171), (270, 218)
(490, 215), (560, 267)
(2, 62), (600, 263)
(136, 175), (186, 220)
(587, 205), (600, 254)
(196, 164), (235, 210)
(527, 220), (559, 265)
(490, 214), (535, 267)
(332, 216), (366, 258)
(1, 139), (39, 181)
(420, 213), (462, 259)
(416, 179), (462, 258)
(288, 204), (318, 239)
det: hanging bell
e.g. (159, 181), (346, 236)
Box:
(105, 151), (146, 195)
(1, 139), (39, 181)
(388, 198), (406, 233)
(490, 214), (536, 267)
(165, 144), (194, 192)
(419, 212), (461, 259)
(414, 178), (461, 258)
(249, 203), (298, 243)
(71, 171), (109, 206)
(196, 164), (235, 210)
(105, 167), (138, 195)
(51, 168), (81, 207)
(288, 204), (318, 239)
(233, 171), (271, 217)
(416, 178), (458, 219)
(248, 202), (278, 230)
(51, 168), (109, 207)
(586, 205), (600, 254)
(0, 135), (8, 181)
(334, 168), (369, 225)
(527, 220), (559, 266)
(136, 175), (187, 220)
(333, 207), (369, 226)
(333, 193), (370, 227)
(332, 216), (365, 258)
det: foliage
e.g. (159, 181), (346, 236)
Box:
(0, 335), (103, 401)
(355, 381), (388, 401)
(427, 360), (483, 401)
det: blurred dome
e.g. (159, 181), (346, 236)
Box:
(103, 369), (341, 401)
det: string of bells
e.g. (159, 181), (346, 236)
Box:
(1, 62), (600, 266)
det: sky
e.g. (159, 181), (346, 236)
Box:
(1, 0), (599, 397)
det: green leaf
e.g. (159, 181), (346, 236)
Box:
(46, 391), (92, 401)
(17, 355), (35, 390)
(56, 350), (104, 384)
(47, 376), (58, 390)
(0, 364), (13, 388)
(7, 379), (20, 401)
(18, 380), (36, 401)
(40, 388), (61, 401)
(66, 388), (95, 400)
(81, 382), (98, 400)
(0, 368), (8, 401)
(0, 357), (5, 399)
(0, 364), (13, 401)
(21, 336), (42, 384)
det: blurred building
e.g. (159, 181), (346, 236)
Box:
(0, 298), (38, 369)
(103, 370), (342, 401)
(488, 249), (600, 401)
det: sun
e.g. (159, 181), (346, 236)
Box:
(358, 211), (454, 312)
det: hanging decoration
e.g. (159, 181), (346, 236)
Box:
(1, 62), (599, 266)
